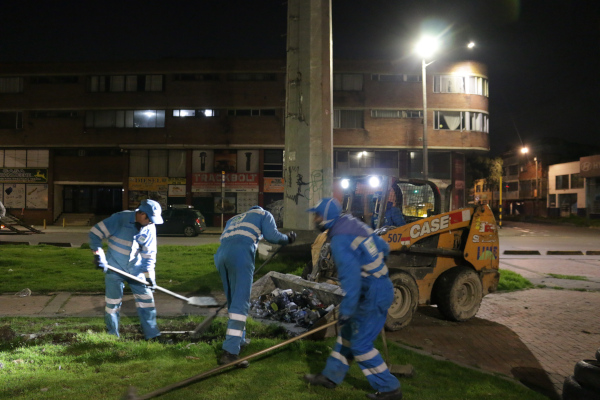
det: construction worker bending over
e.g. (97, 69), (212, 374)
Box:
(214, 205), (295, 367)
(89, 199), (163, 341)
(304, 198), (402, 400)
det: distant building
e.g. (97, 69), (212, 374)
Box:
(0, 58), (490, 225)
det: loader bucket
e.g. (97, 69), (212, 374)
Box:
(251, 271), (344, 339)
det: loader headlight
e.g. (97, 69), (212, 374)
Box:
(341, 179), (350, 189)
(369, 176), (380, 188)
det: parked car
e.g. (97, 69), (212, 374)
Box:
(156, 205), (206, 237)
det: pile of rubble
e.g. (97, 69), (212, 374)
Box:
(250, 288), (335, 330)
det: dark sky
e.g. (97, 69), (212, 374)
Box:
(1, 0), (599, 156)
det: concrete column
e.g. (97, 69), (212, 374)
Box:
(283, 0), (333, 234)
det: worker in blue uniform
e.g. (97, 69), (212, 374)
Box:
(214, 206), (295, 367)
(304, 198), (402, 400)
(383, 201), (406, 227)
(89, 199), (163, 341)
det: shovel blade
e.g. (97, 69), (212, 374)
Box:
(188, 297), (219, 306)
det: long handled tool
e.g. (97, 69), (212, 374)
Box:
(380, 328), (415, 377)
(124, 319), (338, 400)
(190, 244), (285, 337)
(104, 265), (218, 307)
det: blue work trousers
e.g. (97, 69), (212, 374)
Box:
(322, 278), (400, 393)
(214, 244), (255, 355)
(104, 270), (160, 340)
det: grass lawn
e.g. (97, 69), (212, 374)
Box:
(0, 244), (545, 399)
(0, 317), (548, 400)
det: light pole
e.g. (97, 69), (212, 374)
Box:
(415, 36), (439, 181)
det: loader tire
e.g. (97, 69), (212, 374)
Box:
(436, 267), (483, 322)
(385, 272), (418, 331)
(563, 375), (600, 400)
(573, 359), (600, 393)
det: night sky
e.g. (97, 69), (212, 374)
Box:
(1, 0), (598, 156)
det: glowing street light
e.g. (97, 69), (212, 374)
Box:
(521, 146), (529, 154)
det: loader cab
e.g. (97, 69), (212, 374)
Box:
(338, 176), (441, 229)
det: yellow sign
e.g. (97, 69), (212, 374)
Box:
(128, 177), (169, 191)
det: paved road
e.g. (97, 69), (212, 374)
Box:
(2, 221), (600, 399)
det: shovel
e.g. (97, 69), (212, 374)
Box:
(104, 264), (218, 307)
(190, 244), (285, 337)
(124, 319), (338, 400)
(380, 328), (415, 377)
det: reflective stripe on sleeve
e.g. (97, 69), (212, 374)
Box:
(97, 221), (111, 238)
(220, 229), (258, 242)
(108, 242), (131, 256)
(351, 236), (366, 250)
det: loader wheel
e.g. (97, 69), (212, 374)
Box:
(385, 272), (418, 331)
(573, 359), (600, 392)
(436, 267), (483, 322)
(563, 375), (600, 400)
(183, 226), (198, 237)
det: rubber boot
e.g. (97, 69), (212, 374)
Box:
(303, 373), (337, 389)
(365, 388), (403, 400)
(219, 351), (249, 368)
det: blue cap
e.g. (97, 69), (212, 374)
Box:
(137, 199), (163, 224)
(306, 198), (341, 229)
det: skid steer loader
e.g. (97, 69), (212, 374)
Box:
(303, 176), (500, 331)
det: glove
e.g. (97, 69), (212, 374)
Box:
(338, 315), (351, 327)
(93, 249), (108, 273)
(146, 276), (157, 291)
(287, 231), (297, 244)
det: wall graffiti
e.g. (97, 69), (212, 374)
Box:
(285, 167), (324, 205)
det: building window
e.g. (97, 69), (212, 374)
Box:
(373, 151), (398, 168)
(172, 109), (221, 117)
(548, 194), (556, 207)
(32, 110), (79, 118)
(370, 74), (422, 82)
(226, 73), (276, 81)
(507, 164), (518, 176)
(333, 73), (363, 91)
(264, 149), (283, 178)
(334, 110), (364, 129)
(349, 151), (374, 168)
(227, 109), (276, 116)
(507, 181), (518, 192)
(371, 109), (423, 118)
(0, 112), (23, 129)
(89, 75), (164, 92)
(30, 76), (78, 84)
(0, 77), (23, 93)
(434, 111), (489, 132)
(174, 73), (219, 81)
(571, 173), (584, 189)
(433, 75), (489, 97)
(85, 110), (165, 128)
(556, 174), (569, 190)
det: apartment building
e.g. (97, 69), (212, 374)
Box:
(0, 58), (490, 226)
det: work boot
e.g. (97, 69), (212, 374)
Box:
(303, 373), (337, 389)
(365, 388), (403, 400)
(219, 351), (249, 368)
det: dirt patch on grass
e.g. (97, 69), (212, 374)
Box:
(0, 325), (17, 341)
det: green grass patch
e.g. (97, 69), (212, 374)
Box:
(497, 269), (534, 292)
(547, 273), (589, 281)
(0, 317), (547, 400)
(0, 244), (308, 294)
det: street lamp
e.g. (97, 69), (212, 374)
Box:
(415, 36), (439, 181)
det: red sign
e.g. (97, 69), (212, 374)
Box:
(192, 173), (258, 192)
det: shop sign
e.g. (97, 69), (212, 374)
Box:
(192, 173), (258, 192)
(580, 155), (600, 178)
(129, 177), (169, 191)
(264, 177), (285, 193)
(0, 168), (48, 183)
